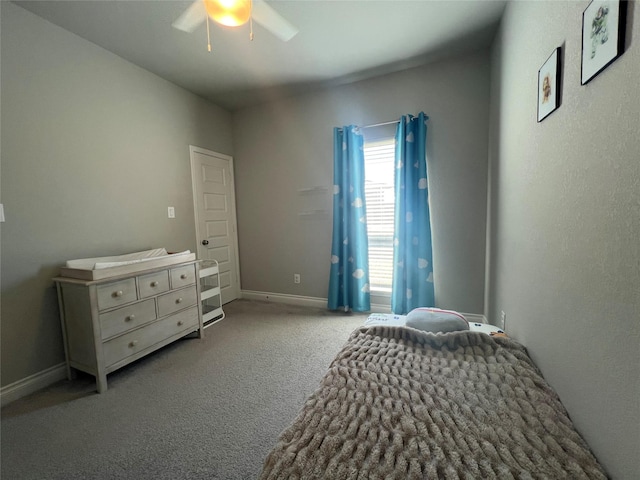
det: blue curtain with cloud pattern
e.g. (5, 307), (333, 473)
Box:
(391, 113), (434, 314)
(328, 126), (371, 312)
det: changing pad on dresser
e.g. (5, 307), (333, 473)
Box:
(60, 248), (195, 280)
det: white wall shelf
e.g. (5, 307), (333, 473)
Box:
(199, 260), (225, 327)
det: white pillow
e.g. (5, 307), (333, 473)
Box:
(405, 307), (469, 333)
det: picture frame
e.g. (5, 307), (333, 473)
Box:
(537, 47), (561, 122)
(581, 0), (627, 85)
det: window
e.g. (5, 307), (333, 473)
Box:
(364, 139), (395, 294)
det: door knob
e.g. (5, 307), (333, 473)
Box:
(201, 240), (209, 245)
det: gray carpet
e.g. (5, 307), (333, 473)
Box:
(1, 300), (367, 480)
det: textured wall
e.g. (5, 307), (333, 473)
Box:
(0, 3), (232, 386)
(232, 51), (491, 314)
(487, 1), (640, 477)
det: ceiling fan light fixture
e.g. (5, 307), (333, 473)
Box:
(204, 0), (252, 27)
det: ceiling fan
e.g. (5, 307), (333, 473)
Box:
(172, 0), (299, 43)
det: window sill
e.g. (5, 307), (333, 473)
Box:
(370, 292), (391, 311)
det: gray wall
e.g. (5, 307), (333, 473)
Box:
(232, 50), (491, 314)
(487, 1), (640, 477)
(0, 2), (233, 387)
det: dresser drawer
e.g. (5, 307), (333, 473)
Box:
(96, 278), (137, 311)
(138, 270), (170, 299)
(170, 264), (196, 289)
(102, 306), (199, 367)
(157, 286), (198, 318)
(99, 298), (156, 340)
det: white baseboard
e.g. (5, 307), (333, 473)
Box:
(1, 363), (67, 407)
(241, 290), (328, 309)
(240, 290), (391, 312)
(239, 290), (485, 322)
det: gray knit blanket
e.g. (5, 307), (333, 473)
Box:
(260, 326), (607, 479)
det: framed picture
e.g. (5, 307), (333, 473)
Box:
(537, 47), (561, 122)
(581, 0), (628, 85)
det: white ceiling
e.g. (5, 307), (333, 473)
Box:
(14, 0), (507, 111)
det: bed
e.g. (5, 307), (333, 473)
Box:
(260, 315), (606, 479)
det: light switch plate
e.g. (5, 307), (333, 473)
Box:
(168, 206), (175, 218)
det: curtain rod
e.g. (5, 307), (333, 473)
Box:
(337, 119), (399, 131)
(360, 119), (399, 129)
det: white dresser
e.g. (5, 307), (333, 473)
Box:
(54, 260), (203, 393)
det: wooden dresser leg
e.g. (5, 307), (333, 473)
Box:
(96, 373), (108, 394)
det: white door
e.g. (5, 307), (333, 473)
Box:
(190, 146), (241, 304)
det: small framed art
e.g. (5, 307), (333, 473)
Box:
(537, 47), (561, 122)
(581, 0), (628, 85)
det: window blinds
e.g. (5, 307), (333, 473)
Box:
(364, 141), (395, 293)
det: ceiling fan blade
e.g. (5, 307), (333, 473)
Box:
(172, 0), (206, 33)
(251, 0), (299, 42)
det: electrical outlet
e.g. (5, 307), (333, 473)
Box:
(500, 311), (506, 330)
(294, 273), (301, 284)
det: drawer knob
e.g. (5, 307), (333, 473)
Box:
(176, 297), (183, 304)
(126, 315), (135, 322)
(178, 320), (184, 326)
(180, 274), (187, 280)
(151, 281), (158, 287)
(129, 340), (138, 348)
(114, 290), (123, 297)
